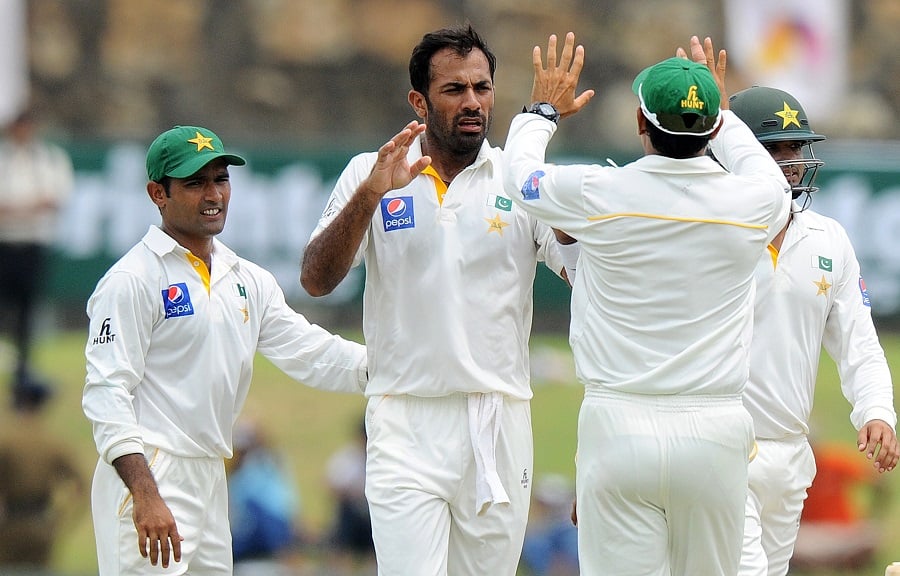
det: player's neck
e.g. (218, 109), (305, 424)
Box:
(420, 138), (479, 184)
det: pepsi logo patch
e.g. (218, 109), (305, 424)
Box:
(162, 282), (195, 318)
(859, 276), (871, 307)
(521, 170), (545, 200)
(380, 196), (415, 232)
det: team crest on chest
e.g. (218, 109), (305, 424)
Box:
(485, 213), (510, 235)
(234, 283), (249, 323)
(813, 275), (832, 297)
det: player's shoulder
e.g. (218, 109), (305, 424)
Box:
(230, 254), (282, 296)
(104, 241), (162, 279)
(337, 150), (380, 180)
(90, 245), (163, 302)
(350, 149), (380, 165)
(233, 254), (272, 278)
(800, 209), (851, 239)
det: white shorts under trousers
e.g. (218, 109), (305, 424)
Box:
(739, 436), (815, 576)
(576, 389), (754, 576)
(364, 393), (532, 576)
(91, 448), (231, 575)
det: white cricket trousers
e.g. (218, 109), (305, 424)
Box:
(365, 393), (533, 576)
(91, 448), (232, 575)
(739, 437), (815, 576)
(576, 389), (754, 576)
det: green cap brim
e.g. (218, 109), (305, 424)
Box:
(165, 153), (247, 178)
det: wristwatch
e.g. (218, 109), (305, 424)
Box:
(523, 102), (560, 124)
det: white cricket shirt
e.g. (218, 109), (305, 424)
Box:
(0, 139), (73, 244)
(84, 226), (367, 464)
(310, 137), (564, 399)
(503, 110), (791, 396)
(745, 207), (896, 439)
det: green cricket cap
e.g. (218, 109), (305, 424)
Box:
(146, 125), (246, 182)
(632, 57), (721, 136)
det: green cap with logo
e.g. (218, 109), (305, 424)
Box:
(632, 57), (721, 136)
(146, 125), (246, 182)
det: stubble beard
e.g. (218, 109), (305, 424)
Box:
(426, 106), (492, 159)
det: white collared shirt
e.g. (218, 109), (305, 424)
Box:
(84, 225), (367, 463)
(310, 136), (564, 399)
(503, 109), (791, 396)
(746, 206), (896, 438)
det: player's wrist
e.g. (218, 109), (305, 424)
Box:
(523, 102), (560, 124)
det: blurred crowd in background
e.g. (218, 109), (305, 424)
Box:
(0, 1), (898, 574)
(2, 0), (899, 326)
(2, 0), (899, 151)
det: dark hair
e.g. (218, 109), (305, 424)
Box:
(159, 176), (173, 197)
(409, 24), (496, 95)
(645, 121), (709, 159)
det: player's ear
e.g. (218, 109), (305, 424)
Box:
(409, 90), (428, 120)
(147, 181), (166, 207)
(636, 107), (649, 136)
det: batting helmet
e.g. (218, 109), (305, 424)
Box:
(730, 86), (825, 203)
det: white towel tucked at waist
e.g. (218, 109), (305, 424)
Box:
(468, 391), (510, 515)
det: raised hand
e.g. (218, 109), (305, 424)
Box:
(366, 121), (431, 197)
(676, 36), (728, 109)
(530, 32), (595, 119)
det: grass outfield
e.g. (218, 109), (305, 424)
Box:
(6, 329), (900, 574)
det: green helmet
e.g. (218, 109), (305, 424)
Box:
(729, 86), (825, 143)
(730, 86), (825, 204)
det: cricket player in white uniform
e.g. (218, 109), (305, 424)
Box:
(726, 86), (899, 576)
(301, 26), (569, 576)
(83, 125), (368, 575)
(503, 35), (791, 575)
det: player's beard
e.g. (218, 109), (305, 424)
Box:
(425, 102), (492, 158)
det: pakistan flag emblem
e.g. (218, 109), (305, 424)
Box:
(486, 194), (512, 211)
(818, 256), (832, 272)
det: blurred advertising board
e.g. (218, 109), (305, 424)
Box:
(49, 140), (900, 324)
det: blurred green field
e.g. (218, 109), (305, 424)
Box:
(4, 329), (900, 574)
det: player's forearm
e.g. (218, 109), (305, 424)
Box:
(301, 185), (381, 296)
(113, 453), (162, 503)
(503, 113), (555, 199)
(301, 233), (355, 296)
(710, 111), (788, 185)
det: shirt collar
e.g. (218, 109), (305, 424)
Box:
(631, 153), (723, 174)
(412, 135), (497, 176)
(143, 225), (240, 272)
